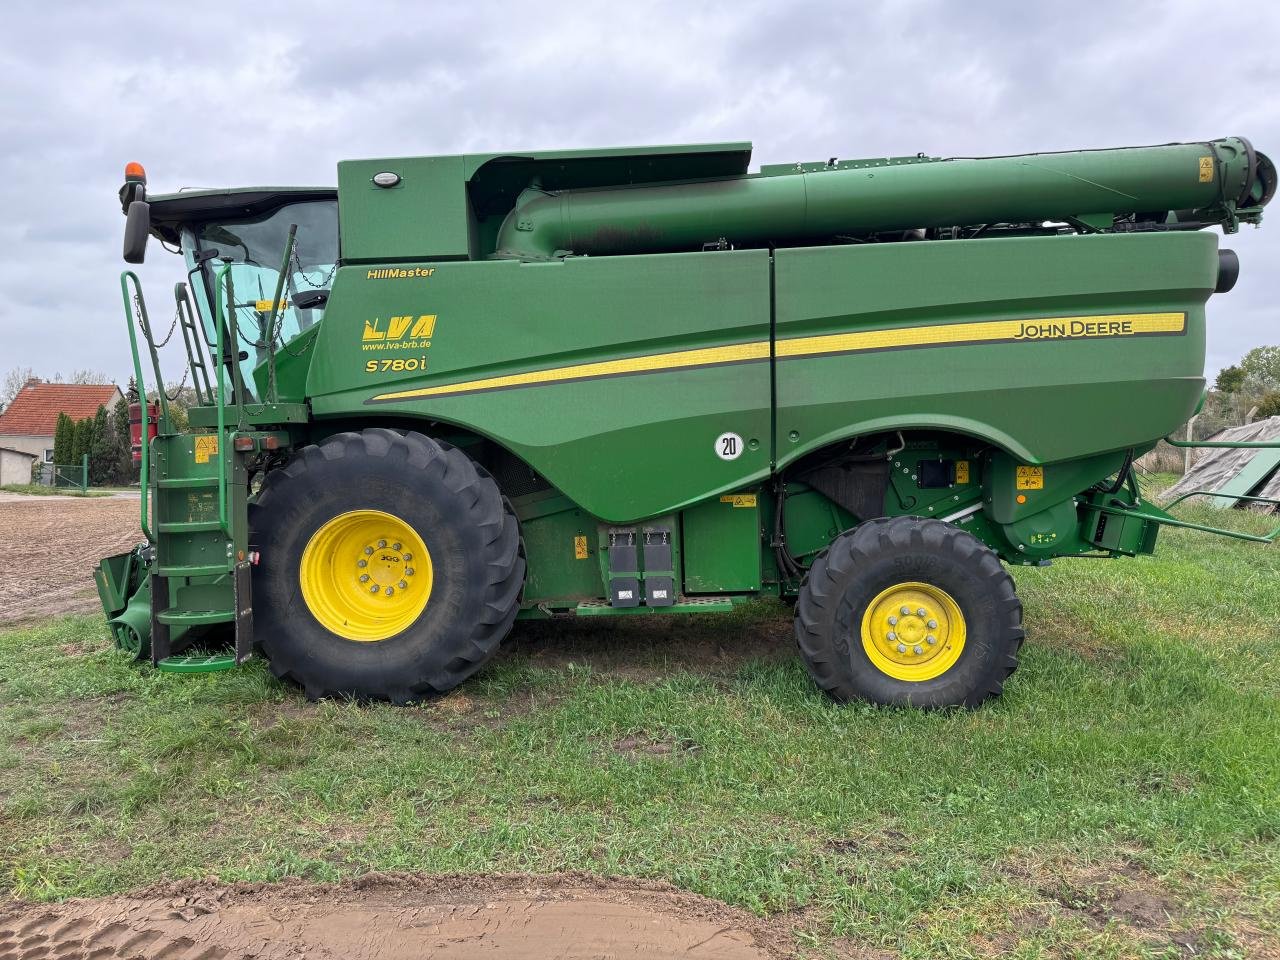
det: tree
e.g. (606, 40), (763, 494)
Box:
(1256, 390), (1280, 420)
(52, 413), (75, 465)
(1215, 364), (1245, 393)
(111, 396), (136, 485)
(1240, 345), (1280, 390)
(1, 366), (34, 412)
(71, 417), (93, 467)
(89, 405), (114, 485)
(68, 369), (112, 385)
(154, 381), (200, 433)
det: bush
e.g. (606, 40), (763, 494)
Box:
(1256, 390), (1280, 421)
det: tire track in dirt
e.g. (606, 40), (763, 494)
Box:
(0, 873), (794, 959)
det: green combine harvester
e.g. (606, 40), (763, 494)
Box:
(97, 137), (1279, 707)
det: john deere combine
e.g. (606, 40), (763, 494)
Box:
(97, 137), (1279, 707)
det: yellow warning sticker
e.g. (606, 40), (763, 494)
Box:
(1199, 156), (1213, 183)
(1015, 465), (1044, 490)
(194, 435), (219, 464)
(573, 535), (589, 560)
(720, 494), (758, 508)
(255, 299), (287, 312)
(955, 460), (970, 484)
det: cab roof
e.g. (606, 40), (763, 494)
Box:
(145, 186), (335, 245)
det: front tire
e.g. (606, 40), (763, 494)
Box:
(249, 429), (524, 702)
(795, 516), (1023, 708)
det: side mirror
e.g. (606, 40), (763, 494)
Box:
(291, 289), (329, 310)
(123, 200), (151, 264)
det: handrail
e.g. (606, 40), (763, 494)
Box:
(263, 224), (298, 403)
(175, 283), (213, 405)
(213, 264), (233, 537)
(1163, 433), (1280, 449)
(119, 272), (154, 541)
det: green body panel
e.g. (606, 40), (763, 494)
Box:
(307, 250), (774, 522)
(985, 449), (1129, 525)
(777, 485), (856, 564)
(338, 142), (752, 265)
(681, 494), (763, 593)
(773, 233), (1214, 468)
(339, 155), (472, 262)
(515, 493), (605, 603)
(108, 135), (1278, 639)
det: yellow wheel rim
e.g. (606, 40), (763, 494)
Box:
(860, 581), (966, 682)
(299, 509), (433, 642)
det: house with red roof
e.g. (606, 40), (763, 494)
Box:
(0, 378), (123, 463)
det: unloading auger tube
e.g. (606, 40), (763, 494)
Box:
(493, 137), (1275, 260)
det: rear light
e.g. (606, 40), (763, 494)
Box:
(232, 436), (256, 452)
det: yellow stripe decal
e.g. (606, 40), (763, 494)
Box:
(775, 312), (1186, 359)
(370, 340), (771, 401)
(368, 312), (1185, 403)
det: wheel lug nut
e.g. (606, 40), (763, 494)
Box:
(913, 645), (924, 655)
(370, 584), (379, 593)
(377, 540), (387, 549)
(398, 580), (408, 590)
(385, 586), (394, 596)
(888, 616), (898, 625)
(357, 559), (368, 568)
(887, 631), (897, 641)
(916, 608), (926, 617)
(900, 606), (910, 616)
(364, 546), (374, 555)
(896, 643), (907, 653)
(405, 567), (414, 576)
(927, 619), (937, 629)
(402, 552), (412, 561)
(392, 542), (402, 551)
(926, 635), (937, 644)
(359, 574), (370, 583)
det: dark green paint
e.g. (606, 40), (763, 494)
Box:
(108, 135), (1277, 635)
(682, 495), (763, 593)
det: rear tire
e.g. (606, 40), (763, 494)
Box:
(248, 429), (524, 702)
(795, 516), (1023, 707)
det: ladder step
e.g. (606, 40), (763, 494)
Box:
(156, 653), (238, 673)
(157, 520), (224, 533)
(155, 564), (231, 578)
(157, 477), (220, 489)
(157, 609), (235, 626)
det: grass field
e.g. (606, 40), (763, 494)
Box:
(1, 500), (1277, 958)
(0, 484), (111, 497)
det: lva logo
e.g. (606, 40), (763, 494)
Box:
(362, 315), (437, 343)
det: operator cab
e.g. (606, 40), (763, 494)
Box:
(121, 164), (337, 401)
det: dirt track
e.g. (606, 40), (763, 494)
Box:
(0, 493), (142, 625)
(0, 874), (788, 959)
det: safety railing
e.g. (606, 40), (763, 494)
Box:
(1140, 431), (1280, 542)
(212, 263), (236, 537)
(119, 271), (165, 541)
(1094, 491), (1280, 544)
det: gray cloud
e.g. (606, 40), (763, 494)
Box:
(0, 0), (1276, 385)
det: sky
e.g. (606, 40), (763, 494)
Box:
(0, 0), (1276, 387)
